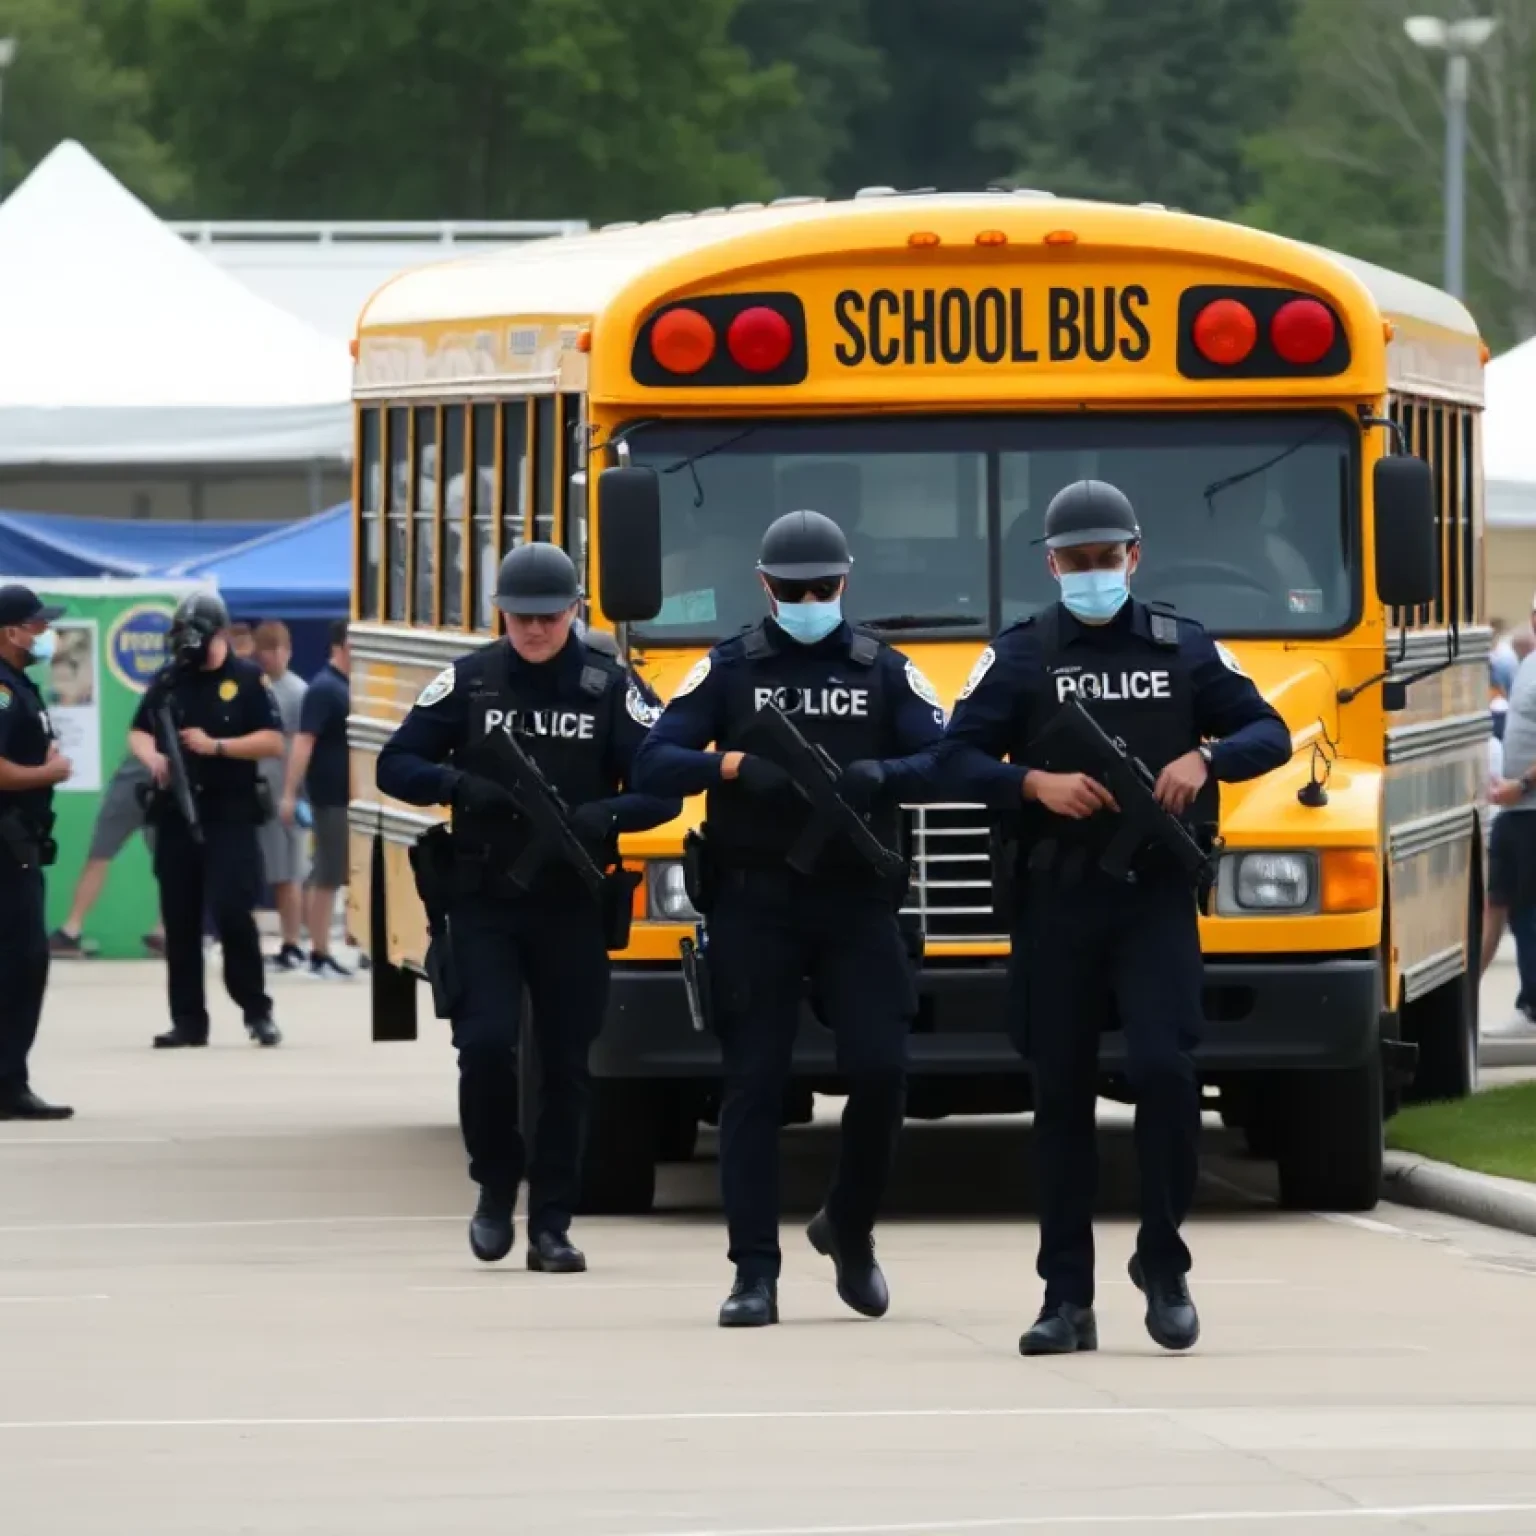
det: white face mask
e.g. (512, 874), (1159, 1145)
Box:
(27, 629), (57, 667)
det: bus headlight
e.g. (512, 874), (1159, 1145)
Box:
(647, 861), (700, 922)
(1218, 851), (1318, 914)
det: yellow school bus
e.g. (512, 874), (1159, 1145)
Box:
(347, 190), (1487, 1215)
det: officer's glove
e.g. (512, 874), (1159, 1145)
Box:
(735, 755), (795, 798)
(451, 773), (518, 818)
(840, 759), (887, 810)
(569, 801), (617, 848)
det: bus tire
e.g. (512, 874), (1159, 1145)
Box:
(1274, 1050), (1384, 1212)
(578, 1080), (659, 1214)
(1401, 848), (1481, 1107)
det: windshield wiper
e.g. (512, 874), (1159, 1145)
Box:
(859, 613), (982, 631)
(659, 426), (761, 507)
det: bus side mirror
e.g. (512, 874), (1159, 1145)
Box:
(597, 465), (662, 623)
(1373, 455), (1437, 609)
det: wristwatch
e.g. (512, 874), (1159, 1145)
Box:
(215, 739), (225, 758)
(1197, 745), (1213, 767)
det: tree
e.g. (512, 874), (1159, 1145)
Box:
(981, 0), (1295, 218)
(0, 0), (183, 204)
(121, 0), (795, 221)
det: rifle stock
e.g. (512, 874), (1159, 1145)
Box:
(480, 725), (606, 896)
(741, 703), (907, 887)
(152, 698), (203, 845)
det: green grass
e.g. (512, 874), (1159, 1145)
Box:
(1387, 1080), (1536, 1183)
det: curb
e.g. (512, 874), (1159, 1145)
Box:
(1481, 1035), (1536, 1068)
(1381, 1150), (1536, 1240)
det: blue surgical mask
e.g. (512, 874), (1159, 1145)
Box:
(774, 598), (843, 645)
(1057, 570), (1129, 624)
(24, 629), (56, 667)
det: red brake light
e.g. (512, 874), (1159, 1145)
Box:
(1270, 298), (1336, 365)
(1192, 299), (1257, 365)
(650, 307), (716, 374)
(725, 306), (794, 373)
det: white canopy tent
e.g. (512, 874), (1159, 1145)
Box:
(1485, 334), (1536, 526)
(0, 141), (352, 469)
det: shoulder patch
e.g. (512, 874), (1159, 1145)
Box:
(625, 682), (662, 728)
(904, 660), (942, 709)
(672, 656), (711, 698)
(1214, 642), (1245, 676)
(0, 684), (10, 709)
(957, 646), (997, 702)
(415, 666), (455, 708)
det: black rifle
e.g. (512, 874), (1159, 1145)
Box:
(479, 725), (606, 896)
(151, 696), (203, 845)
(739, 702), (907, 887)
(678, 925), (711, 1033)
(1030, 699), (1215, 886)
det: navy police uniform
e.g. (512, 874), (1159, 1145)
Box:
(632, 613), (945, 1316)
(133, 647), (283, 1046)
(0, 585), (73, 1119)
(375, 631), (679, 1262)
(940, 595), (1290, 1343)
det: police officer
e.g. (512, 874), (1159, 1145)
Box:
(375, 544), (679, 1272)
(128, 592), (284, 1050)
(0, 586), (75, 1120)
(937, 481), (1291, 1355)
(632, 510), (945, 1328)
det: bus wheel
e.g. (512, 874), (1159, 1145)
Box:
(579, 1081), (659, 1214)
(1402, 862), (1481, 1106)
(1274, 1050), (1384, 1212)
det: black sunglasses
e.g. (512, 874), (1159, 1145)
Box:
(769, 578), (842, 603)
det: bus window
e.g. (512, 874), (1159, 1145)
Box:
(414, 406), (438, 625)
(359, 407), (381, 620)
(442, 405), (466, 629)
(472, 403), (497, 630)
(501, 400), (529, 551)
(533, 396), (557, 543)
(561, 394), (587, 589)
(386, 406), (408, 622)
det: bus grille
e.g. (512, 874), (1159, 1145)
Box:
(900, 804), (1004, 943)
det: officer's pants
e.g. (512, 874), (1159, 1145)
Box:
(0, 865), (48, 1098)
(154, 814), (271, 1037)
(445, 888), (609, 1238)
(707, 873), (914, 1281)
(1015, 871), (1202, 1307)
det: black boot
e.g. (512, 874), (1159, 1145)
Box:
(246, 1016), (282, 1048)
(1019, 1302), (1098, 1356)
(718, 1274), (778, 1328)
(0, 1088), (74, 1121)
(806, 1208), (889, 1318)
(468, 1190), (515, 1263)
(1128, 1255), (1199, 1351)
(527, 1230), (586, 1273)
(153, 1026), (208, 1049)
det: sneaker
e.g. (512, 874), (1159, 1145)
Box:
(268, 943), (306, 972)
(142, 933), (166, 957)
(49, 928), (89, 957)
(246, 1016), (282, 1048)
(308, 952), (354, 980)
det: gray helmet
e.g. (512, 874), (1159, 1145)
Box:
(168, 590), (229, 665)
(756, 510), (851, 581)
(495, 543), (580, 615)
(1041, 480), (1141, 550)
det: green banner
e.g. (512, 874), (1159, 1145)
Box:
(4, 579), (202, 959)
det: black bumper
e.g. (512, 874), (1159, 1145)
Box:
(591, 956), (1381, 1079)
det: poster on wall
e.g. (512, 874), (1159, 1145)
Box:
(43, 618), (101, 792)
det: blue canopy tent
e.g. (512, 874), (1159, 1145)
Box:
(0, 509), (282, 577)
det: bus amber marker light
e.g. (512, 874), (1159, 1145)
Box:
(1271, 298), (1336, 366)
(1192, 298), (1258, 366)
(650, 308), (716, 374)
(1321, 849), (1378, 914)
(726, 307), (794, 373)
(975, 230), (1008, 246)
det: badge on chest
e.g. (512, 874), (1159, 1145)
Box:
(1051, 666), (1172, 704)
(484, 706), (595, 741)
(752, 683), (870, 718)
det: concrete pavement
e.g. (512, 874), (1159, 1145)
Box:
(4, 960), (1536, 1534)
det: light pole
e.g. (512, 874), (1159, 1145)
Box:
(1404, 14), (1497, 300)
(0, 38), (14, 201)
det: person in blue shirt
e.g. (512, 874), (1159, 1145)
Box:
(632, 510), (945, 1329)
(376, 544), (679, 1275)
(936, 480), (1290, 1359)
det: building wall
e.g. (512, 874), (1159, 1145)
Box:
(1486, 525), (1536, 627)
(0, 468), (350, 522)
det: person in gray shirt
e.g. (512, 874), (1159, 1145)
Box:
(1486, 644), (1536, 1020)
(254, 622), (309, 970)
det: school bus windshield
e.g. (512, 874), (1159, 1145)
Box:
(625, 411), (1358, 643)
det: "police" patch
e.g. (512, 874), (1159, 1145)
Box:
(957, 646), (996, 702)
(673, 657), (711, 698)
(1215, 643), (1245, 676)
(416, 666), (455, 708)
(625, 683), (662, 728)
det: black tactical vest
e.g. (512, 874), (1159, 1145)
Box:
(452, 638), (620, 863)
(704, 623), (895, 878)
(1013, 603), (1216, 873)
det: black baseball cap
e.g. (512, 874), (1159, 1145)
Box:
(0, 585), (65, 627)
